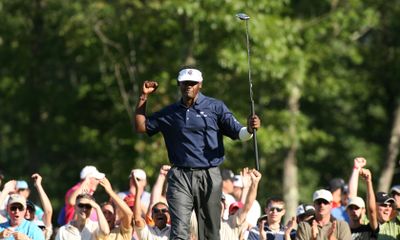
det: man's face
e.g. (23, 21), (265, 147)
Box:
(346, 205), (364, 223)
(152, 203), (170, 229)
(222, 179), (234, 194)
(377, 202), (393, 223)
(314, 199), (332, 218)
(265, 201), (285, 224)
(75, 197), (92, 220)
(101, 204), (115, 228)
(8, 203), (26, 226)
(179, 81), (202, 100)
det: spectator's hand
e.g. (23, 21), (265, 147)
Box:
(0, 229), (14, 239)
(142, 81), (158, 95)
(132, 173), (145, 194)
(159, 165), (171, 177)
(241, 168), (251, 189)
(80, 177), (92, 194)
(258, 220), (266, 240)
(99, 177), (113, 192)
(250, 169), (262, 185)
(247, 115), (261, 133)
(31, 173), (42, 187)
(327, 221), (337, 240)
(89, 198), (100, 210)
(12, 231), (30, 240)
(3, 180), (17, 194)
(353, 157), (366, 170)
(284, 217), (296, 236)
(311, 220), (318, 240)
(359, 168), (372, 182)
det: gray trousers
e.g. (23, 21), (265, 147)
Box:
(167, 166), (222, 240)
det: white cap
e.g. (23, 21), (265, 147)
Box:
(177, 68), (203, 82)
(313, 189), (333, 202)
(129, 169), (147, 180)
(80, 166), (105, 180)
(346, 196), (365, 209)
(8, 194), (27, 208)
(233, 175), (243, 188)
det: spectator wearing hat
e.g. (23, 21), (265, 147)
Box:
(16, 180), (45, 221)
(134, 67), (261, 240)
(98, 177), (133, 240)
(132, 171), (171, 240)
(248, 196), (296, 240)
(221, 169), (236, 220)
(390, 185), (400, 218)
(220, 168), (261, 240)
(56, 193), (110, 240)
(118, 168), (151, 219)
(0, 194), (44, 240)
(374, 191), (400, 239)
(63, 165), (105, 224)
(232, 172), (261, 235)
(296, 189), (351, 240)
(296, 204), (315, 224)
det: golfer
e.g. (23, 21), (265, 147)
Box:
(135, 67), (261, 240)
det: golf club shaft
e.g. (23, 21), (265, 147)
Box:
(244, 18), (260, 171)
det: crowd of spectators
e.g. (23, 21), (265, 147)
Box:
(0, 156), (399, 239)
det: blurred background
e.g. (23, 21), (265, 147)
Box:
(0, 0), (399, 222)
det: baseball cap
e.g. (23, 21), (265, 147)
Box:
(80, 166), (105, 180)
(233, 175), (243, 188)
(26, 200), (36, 211)
(328, 178), (345, 192)
(8, 194), (27, 208)
(296, 204), (315, 217)
(376, 192), (395, 204)
(220, 169), (235, 181)
(313, 189), (333, 202)
(129, 169), (147, 180)
(229, 201), (244, 215)
(390, 185), (400, 195)
(346, 197), (365, 209)
(16, 180), (29, 190)
(177, 68), (203, 82)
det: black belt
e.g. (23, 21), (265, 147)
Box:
(174, 166), (217, 171)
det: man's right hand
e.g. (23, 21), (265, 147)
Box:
(142, 81), (159, 95)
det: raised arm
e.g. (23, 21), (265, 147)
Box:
(100, 177), (133, 229)
(359, 168), (378, 231)
(66, 178), (90, 206)
(0, 180), (16, 222)
(32, 173), (53, 227)
(239, 168), (251, 204)
(348, 157), (366, 199)
(90, 199), (110, 236)
(147, 165), (170, 218)
(133, 173), (146, 229)
(135, 81), (158, 133)
(237, 169), (261, 224)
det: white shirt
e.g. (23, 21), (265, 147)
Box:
(134, 225), (170, 240)
(55, 219), (100, 240)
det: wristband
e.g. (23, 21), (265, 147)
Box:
(139, 95), (148, 101)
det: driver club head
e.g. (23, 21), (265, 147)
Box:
(236, 13), (250, 20)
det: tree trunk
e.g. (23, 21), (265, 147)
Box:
(283, 84), (301, 222)
(378, 102), (400, 192)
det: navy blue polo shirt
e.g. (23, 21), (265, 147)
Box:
(146, 93), (243, 168)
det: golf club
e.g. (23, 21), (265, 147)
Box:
(236, 13), (260, 170)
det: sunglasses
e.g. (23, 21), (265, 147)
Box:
(379, 203), (393, 208)
(315, 199), (330, 205)
(152, 208), (169, 214)
(268, 207), (284, 213)
(77, 203), (92, 210)
(10, 205), (25, 212)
